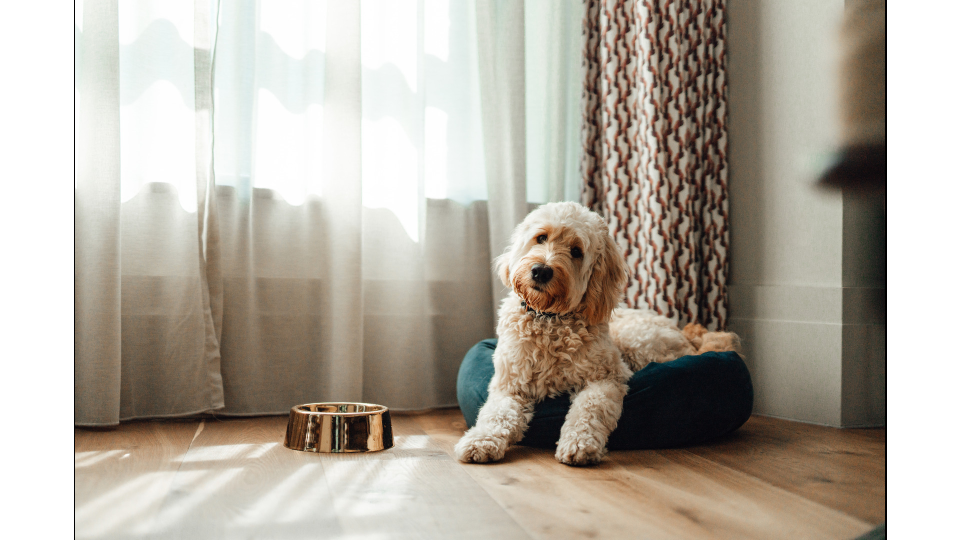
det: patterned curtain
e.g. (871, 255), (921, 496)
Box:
(581, 0), (729, 330)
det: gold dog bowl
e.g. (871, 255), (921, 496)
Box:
(283, 402), (394, 453)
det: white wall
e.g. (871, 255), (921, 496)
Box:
(726, 0), (885, 427)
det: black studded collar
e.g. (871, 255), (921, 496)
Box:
(520, 300), (567, 320)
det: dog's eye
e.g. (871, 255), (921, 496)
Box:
(570, 247), (583, 259)
(536, 234), (547, 244)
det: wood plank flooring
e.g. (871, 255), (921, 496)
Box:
(75, 410), (884, 540)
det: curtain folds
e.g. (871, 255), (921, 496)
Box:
(76, 0), (584, 426)
(475, 0), (528, 313)
(581, 0), (730, 330)
(76, 0), (227, 425)
(76, 0), (124, 424)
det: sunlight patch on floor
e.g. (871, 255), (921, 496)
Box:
(75, 471), (169, 539)
(393, 434), (431, 450)
(74, 449), (124, 468)
(151, 467), (245, 533)
(178, 442), (277, 463)
(336, 534), (391, 540)
(323, 460), (422, 519)
(237, 463), (325, 525)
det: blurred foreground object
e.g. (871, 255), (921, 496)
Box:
(820, 0), (885, 192)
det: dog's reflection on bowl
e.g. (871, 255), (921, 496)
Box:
(284, 403), (394, 453)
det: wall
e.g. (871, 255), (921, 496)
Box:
(726, 0), (885, 427)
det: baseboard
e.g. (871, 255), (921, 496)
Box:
(728, 283), (886, 428)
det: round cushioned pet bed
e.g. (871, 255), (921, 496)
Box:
(457, 339), (754, 450)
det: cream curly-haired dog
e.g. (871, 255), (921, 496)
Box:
(454, 202), (738, 466)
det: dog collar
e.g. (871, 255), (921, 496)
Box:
(520, 300), (565, 320)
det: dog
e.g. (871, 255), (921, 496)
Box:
(454, 202), (739, 466)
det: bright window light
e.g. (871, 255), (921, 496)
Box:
(424, 106), (449, 200)
(260, 0), (327, 58)
(362, 116), (420, 242)
(253, 89), (324, 205)
(118, 0), (193, 47)
(361, 0), (418, 93)
(424, 0), (450, 62)
(120, 80), (197, 212)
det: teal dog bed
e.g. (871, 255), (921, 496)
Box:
(457, 339), (753, 449)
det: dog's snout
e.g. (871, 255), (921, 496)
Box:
(531, 264), (553, 284)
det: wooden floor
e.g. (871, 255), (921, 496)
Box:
(75, 409), (885, 540)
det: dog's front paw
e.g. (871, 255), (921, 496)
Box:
(454, 429), (508, 464)
(555, 433), (607, 466)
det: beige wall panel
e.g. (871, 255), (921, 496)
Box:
(730, 317), (844, 425)
(728, 0), (845, 288)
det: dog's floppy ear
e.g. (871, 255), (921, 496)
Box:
(494, 225), (528, 288)
(581, 230), (628, 326)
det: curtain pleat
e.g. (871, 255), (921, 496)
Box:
(76, 0), (225, 425)
(318, 0), (365, 402)
(581, 0), (730, 330)
(116, 0), (224, 422)
(75, 0), (122, 426)
(476, 0), (530, 312)
(193, 0), (227, 419)
(198, 0), (369, 414)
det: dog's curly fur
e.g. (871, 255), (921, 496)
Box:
(609, 310), (742, 372)
(454, 202), (740, 466)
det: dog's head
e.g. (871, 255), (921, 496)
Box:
(495, 202), (627, 325)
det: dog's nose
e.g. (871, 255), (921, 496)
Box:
(531, 264), (553, 284)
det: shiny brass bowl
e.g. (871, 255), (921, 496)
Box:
(283, 402), (394, 453)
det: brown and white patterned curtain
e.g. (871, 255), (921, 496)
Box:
(581, 0), (729, 330)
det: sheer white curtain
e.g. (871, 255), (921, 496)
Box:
(76, 0), (225, 424)
(75, 0), (582, 425)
